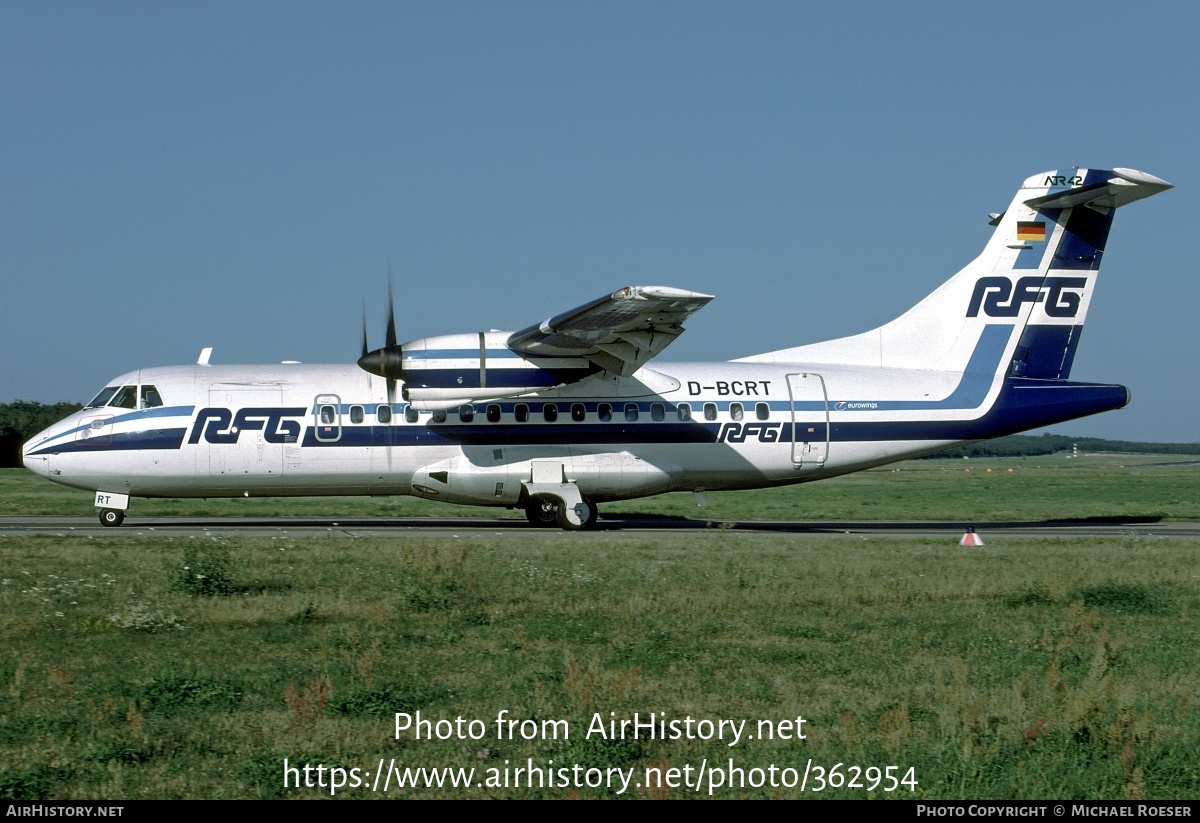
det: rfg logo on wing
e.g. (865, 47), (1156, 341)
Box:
(188, 408), (306, 445)
(967, 276), (1088, 318)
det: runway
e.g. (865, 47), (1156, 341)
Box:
(3, 515), (1199, 539)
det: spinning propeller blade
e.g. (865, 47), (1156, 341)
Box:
(360, 302), (369, 361)
(385, 266), (397, 351)
(356, 270), (402, 409)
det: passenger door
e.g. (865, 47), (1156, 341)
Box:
(786, 373), (829, 469)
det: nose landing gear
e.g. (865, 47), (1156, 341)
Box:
(99, 508), (125, 527)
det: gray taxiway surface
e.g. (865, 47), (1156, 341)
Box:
(2, 516), (1198, 539)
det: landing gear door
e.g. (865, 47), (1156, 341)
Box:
(786, 372), (829, 468)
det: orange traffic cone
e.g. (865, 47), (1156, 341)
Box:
(960, 526), (984, 547)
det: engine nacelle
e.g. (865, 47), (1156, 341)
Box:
(360, 331), (597, 409)
(403, 387), (541, 412)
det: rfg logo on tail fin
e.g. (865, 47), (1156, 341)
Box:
(967, 276), (1088, 318)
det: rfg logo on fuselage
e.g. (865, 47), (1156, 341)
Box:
(188, 408), (306, 445)
(966, 276), (1088, 318)
(718, 422), (783, 443)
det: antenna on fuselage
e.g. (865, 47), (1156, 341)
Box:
(197, 347), (213, 366)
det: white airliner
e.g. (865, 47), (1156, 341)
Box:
(22, 167), (1172, 529)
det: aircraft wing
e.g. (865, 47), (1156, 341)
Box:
(507, 286), (714, 376)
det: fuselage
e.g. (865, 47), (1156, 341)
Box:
(22, 354), (1126, 509)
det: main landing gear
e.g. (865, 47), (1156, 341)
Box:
(523, 493), (598, 531)
(99, 508), (125, 527)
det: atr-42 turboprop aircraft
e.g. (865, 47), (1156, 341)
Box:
(23, 167), (1172, 529)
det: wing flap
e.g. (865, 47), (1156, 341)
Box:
(507, 286), (714, 376)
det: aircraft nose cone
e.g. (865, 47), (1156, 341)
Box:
(21, 436), (49, 477)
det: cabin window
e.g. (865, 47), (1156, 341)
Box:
(704, 403), (717, 421)
(320, 405), (337, 425)
(515, 404), (529, 423)
(651, 403), (665, 421)
(730, 403), (744, 421)
(110, 386), (138, 409)
(543, 404), (558, 422)
(459, 405), (474, 422)
(432, 409), (447, 423)
(597, 403), (612, 422)
(405, 407), (419, 423)
(377, 405), (392, 424)
(571, 403), (586, 422)
(677, 403), (692, 421)
(140, 385), (163, 408)
(624, 403), (639, 422)
(350, 405), (364, 424)
(755, 402), (770, 420)
(87, 386), (119, 408)
(486, 404), (501, 423)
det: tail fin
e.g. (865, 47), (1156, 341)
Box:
(739, 168), (1172, 378)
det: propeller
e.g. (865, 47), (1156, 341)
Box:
(385, 275), (397, 351)
(357, 268), (403, 407)
(357, 270), (406, 472)
(360, 301), (369, 361)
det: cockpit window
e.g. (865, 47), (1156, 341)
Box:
(110, 386), (138, 409)
(140, 385), (163, 408)
(88, 384), (163, 409)
(87, 386), (119, 408)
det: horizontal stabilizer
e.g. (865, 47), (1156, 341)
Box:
(1024, 168), (1172, 212)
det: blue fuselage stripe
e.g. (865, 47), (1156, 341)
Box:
(34, 380), (1127, 456)
(30, 428), (187, 456)
(404, 348), (521, 360)
(294, 380), (1127, 448)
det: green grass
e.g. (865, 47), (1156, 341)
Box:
(1, 527), (1198, 799)
(4, 451), (1200, 522)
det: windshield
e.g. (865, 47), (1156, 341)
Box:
(86, 386), (119, 408)
(85, 384), (164, 409)
(109, 386), (138, 409)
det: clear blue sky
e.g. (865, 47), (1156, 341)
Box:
(2, 1), (1194, 441)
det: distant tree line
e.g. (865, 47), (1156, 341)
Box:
(923, 432), (1200, 459)
(0, 401), (83, 468)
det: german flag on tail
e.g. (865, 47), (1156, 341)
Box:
(1017, 221), (1046, 242)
